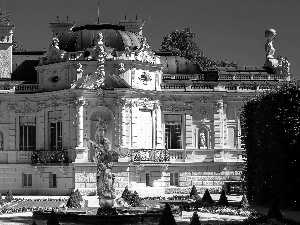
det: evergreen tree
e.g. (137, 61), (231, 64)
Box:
(201, 189), (214, 204)
(239, 193), (250, 209)
(190, 211), (201, 225)
(0, 193), (3, 205)
(31, 220), (38, 225)
(47, 210), (60, 225)
(217, 190), (229, 207)
(66, 189), (83, 208)
(158, 203), (177, 225)
(267, 197), (283, 221)
(190, 185), (198, 198)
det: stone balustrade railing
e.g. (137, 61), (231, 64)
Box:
(132, 149), (170, 162)
(31, 149), (69, 164)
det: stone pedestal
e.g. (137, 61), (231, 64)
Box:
(74, 147), (88, 162)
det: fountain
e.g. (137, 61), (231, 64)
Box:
(85, 117), (119, 215)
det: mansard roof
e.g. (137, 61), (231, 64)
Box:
(57, 23), (144, 52)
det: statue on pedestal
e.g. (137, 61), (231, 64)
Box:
(264, 29), (290, 75)
(85, 117), (118, 215)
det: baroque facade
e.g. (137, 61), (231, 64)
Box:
(0, 15), (290, 196)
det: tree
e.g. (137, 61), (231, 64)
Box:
(47, 210), (60, 225)
(159, 203), (177, 225)
(190, 211), (201, 225)
(267, 197), (283, 221)
(217, 190), (229, 207)
(160, 27), (237, 68)
(242, 81), (300, 208)
(201, 189), (214, 204)
(66, 189), (83, 208)
(6, 189), (13, 202)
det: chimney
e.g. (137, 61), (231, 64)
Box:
(119, 18), (145, 35)
(50, 17), (75, 37)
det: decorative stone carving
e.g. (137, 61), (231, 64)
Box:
(72, 32), (108, 89)
(0, 9), (10, 25)
(135, 165), (144, 177)
(264, 29), (290, 75)
(118, 63), (125, 73)
(212, 101), (223, 113)
(196, 106), (209, 122)
(0, 48), (11, 78)
(138, 71), (152, 85)
(39, 37), (66, 65)
(8, 99), (41, 113)
(134, 37), (156, 64)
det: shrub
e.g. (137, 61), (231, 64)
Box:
(217, 190), (229, 207)
(32, 220), (38, 225)
(47, 209), (60, 225)
(0, 193), (3, 205)
(6, 189), (13, 202)
(267, 197), (283, 221)
(158, 203), (177, 225)
(239, 193), (250, 209)
(121, 186), (141, 207)
(190, 185), (198, 198)
(66, 189), (83, 208)
(190, 211), (201, 225)
(201, 189), (214, 204)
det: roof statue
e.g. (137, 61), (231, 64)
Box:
(264, 28), (290, 75)
(38, 37), (66, 65)
(134, 37), (156, 64)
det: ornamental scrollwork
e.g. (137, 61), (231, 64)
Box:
(212, 101), (223, 113)
(134, 37), (156, 64)
(135, 165), (144, 177)
(196, 106), (209, 122)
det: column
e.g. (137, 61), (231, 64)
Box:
(212, 100), (224, 162)
(155, 103), (164, 149)
(74, 98), (88, 162)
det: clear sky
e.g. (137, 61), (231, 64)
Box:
(1, 0), (299, 78)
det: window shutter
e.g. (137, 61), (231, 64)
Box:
(28, 174), (32, 187)
(49, 173), (53, 188)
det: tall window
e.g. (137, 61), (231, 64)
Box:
(165, 114), (182, 149)
(170, 172), (179, 186)
(23, 173), (32, 187)
(49, 111), (62, 150)
(19, 116), (36, 150)
(50, 173), (57, 188)
(139, 109), (153, 148)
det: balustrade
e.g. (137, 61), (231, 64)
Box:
(31, 149), (69, 164)
(132, 149), (169, 162)
(169, 149), (184, 161)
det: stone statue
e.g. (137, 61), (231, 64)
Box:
(86, 117), (118, 214)
(199, 130), (206, 148)
(264, 29), (290, 75)
(265, 29), (276, 59)
(39, 37), (66, 65)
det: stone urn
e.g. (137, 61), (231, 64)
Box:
(99, 197), (115, 209)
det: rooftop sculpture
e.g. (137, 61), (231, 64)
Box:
(264, 29), (290, 75)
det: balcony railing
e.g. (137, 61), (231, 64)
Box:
(132, 149), (169, 162)
(31, 149), (69, 164)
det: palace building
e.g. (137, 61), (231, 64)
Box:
(0, 14), (290, 196)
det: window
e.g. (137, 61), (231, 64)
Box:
(170, 172), (179, 186)
(23, 173), (32, 187)
(139, 110), (153, 148)
(49, 111), (62, 150)
(146, 173), (150, 187)
(165, 114), (182, 149)
(50, 173), (57, 188)
(19, 116), (36, 150)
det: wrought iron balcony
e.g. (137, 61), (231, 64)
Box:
(132, 149), (170, 162)
(31, 149), (69, 164)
